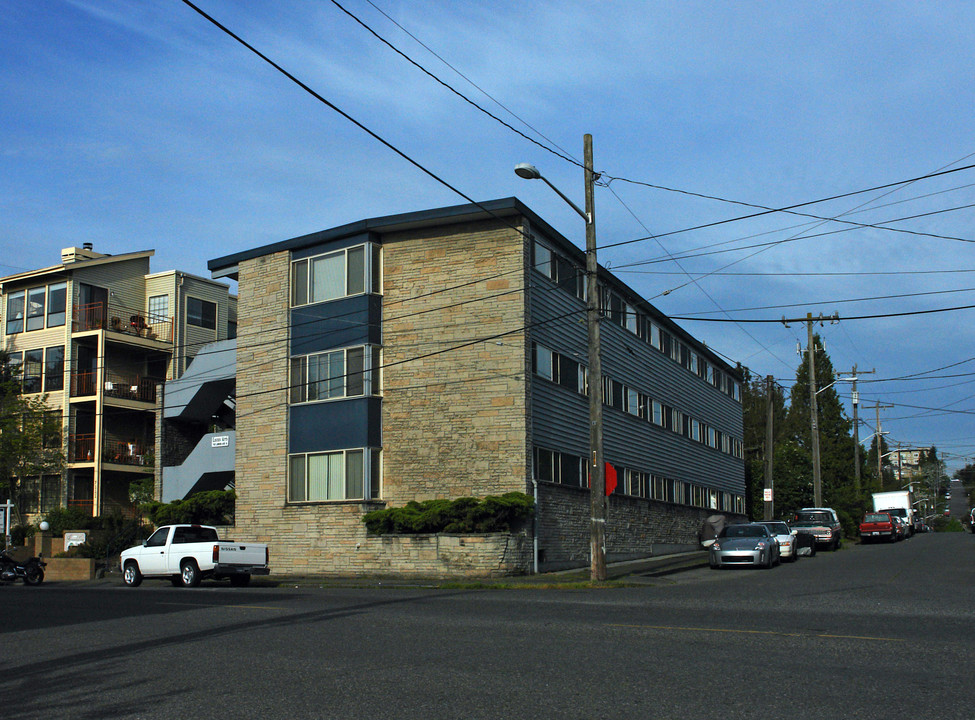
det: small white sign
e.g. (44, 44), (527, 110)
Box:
(763, 488), (773, 502)
(64, 532), (87, 548)
(211, 435), (230, 448)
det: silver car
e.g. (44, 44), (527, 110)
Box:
(756, 521), (799, 562)
(709, 523), (780, 569)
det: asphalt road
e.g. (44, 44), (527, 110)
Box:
(1, 529), (972, 720)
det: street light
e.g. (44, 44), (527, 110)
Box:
(516, 135), (606, 581)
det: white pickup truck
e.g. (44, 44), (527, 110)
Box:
(120, 524), (269, 588)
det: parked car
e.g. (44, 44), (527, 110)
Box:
(792, 507), (843, 550)
(756, 521), (799, 561)
(859, 512), (897, 543)
(709, 523), (780, 569)
(120, 524), (270, 588)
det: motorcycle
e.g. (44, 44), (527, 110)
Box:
(0, 549), (46, 585)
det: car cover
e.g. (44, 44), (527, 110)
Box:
(700, 514), (727, 547)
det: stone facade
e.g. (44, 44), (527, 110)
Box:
(381, 218), (531, 503)
(535, 483), (746, 571)
(233, 251), (290, 547)
(231, 219), (537, 577)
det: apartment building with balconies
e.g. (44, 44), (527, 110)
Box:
(0, 244), (236, 518)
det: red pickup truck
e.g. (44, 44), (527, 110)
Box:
(859, 512), (898, 543)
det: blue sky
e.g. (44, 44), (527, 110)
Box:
(3, 1), (975, 473)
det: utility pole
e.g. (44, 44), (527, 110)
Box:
(807, 313), (823, 507)
(583, 134), (606, 582)
(874, 402), (893, 490)
(849, 365), (875, 498)
(764, 375), (775, 521)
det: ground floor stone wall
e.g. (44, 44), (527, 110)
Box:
(535, 482), (746, 571)
(234, 502), (531, 578)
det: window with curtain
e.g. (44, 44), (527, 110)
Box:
(290, 346), (375, 404)
(291, 243), (378, 307)
(288, 449), (375, 502)
(26, 287), (45, 331)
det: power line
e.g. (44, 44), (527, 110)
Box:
(668, 303), (975, 323)
(599, 163), (975, 252)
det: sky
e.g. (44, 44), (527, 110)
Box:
(3, 1), (975, 472)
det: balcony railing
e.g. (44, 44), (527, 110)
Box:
(69, 433), (96, 462)
(104, 439), (154, 467)
(69, 370), (162, 402)
(68, 433), (153, 467)
(103, 371), (161, 403)
(73, 301), (173, 342)
(67, 499), (94, 517)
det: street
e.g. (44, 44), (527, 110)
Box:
(1, 530), (972, 720)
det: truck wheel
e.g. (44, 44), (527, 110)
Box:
(180, 560), (201, 588)
(123, 562), (143, 587)
(229, 575), (251, 587)
(25, 565), (44, 585)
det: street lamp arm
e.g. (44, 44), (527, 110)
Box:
(514, 163), (590, 223)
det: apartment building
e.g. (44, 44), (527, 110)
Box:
(0, 244), (236, 518)
(208, 198), (745, 575)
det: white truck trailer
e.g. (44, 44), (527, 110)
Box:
(872, 490), (916, 536)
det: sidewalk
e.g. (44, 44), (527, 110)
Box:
(58, 549), (710, 588)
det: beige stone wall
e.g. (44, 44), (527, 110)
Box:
(233, 252), (290, 545)
(381, 217), (531, 504)
(232, 217), (535, 577)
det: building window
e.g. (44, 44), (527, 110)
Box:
(532, 241), (584, 299)
(186, 297), (216, 330)
(26, 287), (45, 332)
(288, 448), (379, 502)
(290, 346), (379, 404)
(47, 282), (66, 327)
(148, 295), (169, 323)
(42, 411), (62, 449)
(227, 321), (237, 340)
(533, 446), (584, 488)
(23, 349), (42, 394)
(44, 346), (64, 392)
(291, 244), (378, 307)
(6, 291), (24, 334)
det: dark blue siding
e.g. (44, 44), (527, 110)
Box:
(291, 294), (382, 355)
(289, 397), (382, 454)
(528, 268), (745, 496)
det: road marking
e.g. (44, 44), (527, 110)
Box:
(155, 602), (285, 611)
(610, 623), (904, 642)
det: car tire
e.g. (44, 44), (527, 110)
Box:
(180, 560), (201, 588)
(123, 562), (143, 587)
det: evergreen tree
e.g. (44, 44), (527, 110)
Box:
(782, 333), (862, 531)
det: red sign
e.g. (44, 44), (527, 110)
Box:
(605, 462), (617, 496)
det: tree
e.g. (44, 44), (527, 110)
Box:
(0, 350), (65, 525)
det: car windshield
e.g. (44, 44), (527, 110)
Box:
(796, 511), (830, 523)
(720, 525), (766, 538)
(864, 513), (889, 523)
(764, 522), (790, 534)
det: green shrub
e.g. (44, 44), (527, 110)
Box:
(141, 489), (235, 526)
(363, 492), (534, 535)
(43, 506), (98, 536)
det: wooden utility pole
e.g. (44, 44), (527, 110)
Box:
(584, 134), (606, 582)
(807, 314), (823, 507)
(764, 375), (775, 520)
(849, 365), (875, 497)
